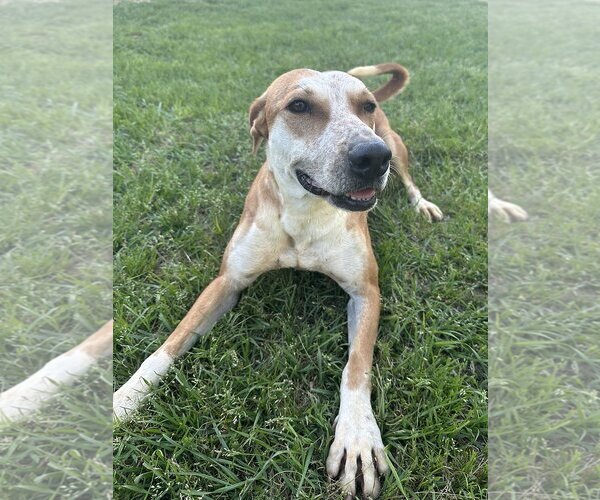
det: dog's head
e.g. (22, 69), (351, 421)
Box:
(249, 69), (403, 212)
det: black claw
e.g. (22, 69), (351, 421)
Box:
(356, 455), (365, 496)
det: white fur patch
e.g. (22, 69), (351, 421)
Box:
(113, 350), (173, 421)
(413, 196), (444, 221)
(347, 65), (378, 78)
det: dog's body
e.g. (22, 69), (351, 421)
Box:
(114, 63), (442, 497)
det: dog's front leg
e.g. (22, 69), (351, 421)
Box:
(327, 283), (389, 498)
(1, 320), (112, 423)
(113, 273), (246, 420)
(114, 167), (284, 420)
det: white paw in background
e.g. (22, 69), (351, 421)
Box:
(414, 198), (444, 222)
(489, 196), (528, 223)
(326, 409), (389, 498)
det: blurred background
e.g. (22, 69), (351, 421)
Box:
(0, 0), (112, 497)
(489, 0), (600, 497)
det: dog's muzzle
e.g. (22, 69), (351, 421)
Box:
(295, 140), (391, 212)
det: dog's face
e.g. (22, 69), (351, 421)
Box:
(249, 69), (392, 212)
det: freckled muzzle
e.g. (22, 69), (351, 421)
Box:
(294, 139), (392, 212)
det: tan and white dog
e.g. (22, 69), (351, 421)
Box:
(114, 63), (443, 497)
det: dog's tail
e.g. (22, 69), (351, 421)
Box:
(347, 63), (410, 103)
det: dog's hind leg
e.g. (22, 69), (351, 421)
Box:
(380, 126), (443, 221)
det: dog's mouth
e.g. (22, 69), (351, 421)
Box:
(295, 170), (377, 212)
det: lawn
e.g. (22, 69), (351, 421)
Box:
(489, 1), (600, 497)
(113, 0), (488, 498)
(0, 0), (112, 497)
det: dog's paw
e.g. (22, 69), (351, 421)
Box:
(414, 198), (444, 222)
(326, 410), (389, 498)
(113, 350), (173, 422)
(113, 386), (140, 422)
(489, 197), (528, 222)
(0, 391), (31, 423)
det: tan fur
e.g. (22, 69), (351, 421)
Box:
(249, 69), (319, 152)
(161, 276), (232, 357)
(79, 319), (113, 357)
(280, 91), (331, 140)
(376, 112), (419, 202)
(346, 260), (380, 391)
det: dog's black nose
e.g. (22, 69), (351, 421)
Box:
(348, 141), (392, 180)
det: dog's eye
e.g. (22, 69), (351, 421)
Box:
(287, 99), (310, 114)
(363, 102), (377, 113)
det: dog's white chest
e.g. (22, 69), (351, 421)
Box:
(277, 203), (363, 279)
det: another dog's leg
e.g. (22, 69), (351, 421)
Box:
(0, 320), (113, 423)
(488, 189), (528, 222)
(326, 277), (389, 498)
(383, 128), (443, 221)
(113, 273), (248, 420)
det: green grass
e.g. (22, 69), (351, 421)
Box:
(0, 0), (112, 497)
(489, 0), (600, 497)
(113, 0), (488, 497)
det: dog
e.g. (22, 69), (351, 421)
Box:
(0, 320), (112, 422)
(488, 190), (528, 222)
(113, 63), (443, 497)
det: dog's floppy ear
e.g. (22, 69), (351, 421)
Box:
(249, 93), (268, 154)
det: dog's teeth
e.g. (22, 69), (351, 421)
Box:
(347, 188), (375, 201)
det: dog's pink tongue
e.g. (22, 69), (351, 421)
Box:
(347, 188), (376, 200)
